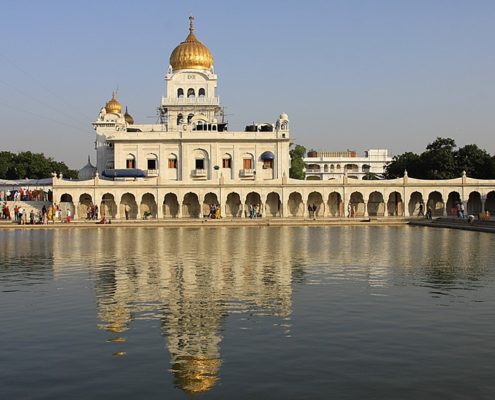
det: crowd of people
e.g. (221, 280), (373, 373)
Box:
(0, 188), (51, 202)
(0, 202), (71, 224)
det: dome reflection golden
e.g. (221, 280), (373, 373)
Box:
(169, 16), (213, 71)
(171, 355), (221, 394)
(105, 92), (122, 114)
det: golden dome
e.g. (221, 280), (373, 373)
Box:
(170, 16), (213, 71)
(105, 92), (122, 114)
(124, 107), (134, 124)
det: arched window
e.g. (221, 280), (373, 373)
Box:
(324, 165), (328, 172)
(177, 113), (183, 125)
(194, 149), (208, 170)
(168, 154), (177, 169)
(187, 88), (195, 98)
(177, 88), (184, 98)
(146, 153), (158, 170)
(222, 154), (232, 168)
(187, 113), (194, 123)
(330, 164), (335, 171)
(126, 154), (136, 169)
(242, 153), (254, 170)
(198, 88), (206, 97)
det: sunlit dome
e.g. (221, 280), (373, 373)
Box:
(105, 92), (122, 114)
(169, 16), (213, 71)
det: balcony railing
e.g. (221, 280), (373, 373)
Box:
(146, 169), (159, 177)
(239, 169), (255, 177)
(161, 97), (220, 106)
(192, 169), (207, 178)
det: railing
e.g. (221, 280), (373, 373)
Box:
(146, 169), (159, 177)
(161, 97), (220, 106)
(191, 169), (207, 178)
(239, 169), (255, 177)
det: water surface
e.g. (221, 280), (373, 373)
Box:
(1, 226), (494, 399)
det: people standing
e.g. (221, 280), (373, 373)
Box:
(66, 208), (71, 223)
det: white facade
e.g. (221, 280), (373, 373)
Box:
(304, 149), (392, 180)
(93, 20), (291, 185)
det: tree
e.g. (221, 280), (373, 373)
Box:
(0, 151), (78, 180)
(289, 144), (306, 179)
(420, 137), (457, 179)
(455, 144), (495, 179)
(385, 152), (422, 179)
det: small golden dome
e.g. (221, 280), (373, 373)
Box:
(124, 107), (134, 124)
(170, 16), (213, 71)
(105, 92), (122, 114)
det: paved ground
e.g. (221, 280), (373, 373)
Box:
(409, 217), (495, 233)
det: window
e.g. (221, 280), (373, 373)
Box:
(222, 154), (232, 168)
(126, 154), (136, 169)
(147, 159), (157, 170)
(177, 114), (183, 125)
(199, 88), (205, 97)
(177, 88), (184, 98)
(187, 113), (194, 123)
(243, 158), (253, 169)
(195, 159), (204, 169)
(187, 88), (195, 98)
(168, 154), (177, 169)
(263, 159), (273, 169)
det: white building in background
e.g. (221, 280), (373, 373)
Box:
(304, 149), (392, 180)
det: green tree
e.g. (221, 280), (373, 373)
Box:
(289, 144), (306, 179)
(0, 151), (77, 179)
(420, 137), (457, 179)
(385, 152), (422, 179)
(455, 144), (495, 179)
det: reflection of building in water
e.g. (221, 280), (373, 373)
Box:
(51, 227), (292, 394)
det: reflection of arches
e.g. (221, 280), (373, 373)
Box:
(140, 193), (157, 219)
(427, 191), (444, 216)
(183, 192), (200, 218)
(307, 191), (324, 217)
(446, 192), (461, 216)
(387, 191), (402, 216)
(245, 192), (262, 217)
(203, 192), (219, 217)
(486, 191), (495, 214)
(101, 193), (117, 218)
(288, 192), (303, 217)
(78, 193), (92, 219)
(467, 191), (482, 215)
(327, 192), (342, 217)
(368, 191), (384, 216)
(120, 193), (138, 219)
(265, 192), (281, 217)
(408, 192), (423, 216)
(163, 193), (179, 218)
(225, 192), (242, 217)
(350, 192), (364, 217)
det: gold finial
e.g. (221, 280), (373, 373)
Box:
(189, 16), (194, 33)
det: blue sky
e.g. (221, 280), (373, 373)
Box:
(1, 0), (494, 168)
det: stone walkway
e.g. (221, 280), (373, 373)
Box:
(409, 217), (495, 233)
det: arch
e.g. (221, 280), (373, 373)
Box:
(187, 88), (195, 98)
(427, 191), (444, 217)
(387, 191), (403, 216)
(245, 192), (262, 218)
(323, 164), (328, 172)
(140, 193), (157, 219)
(368, 191), (385, 217)
(327, 192), (342, 217)
(485, 191), (495, 214)
(408, 192), (424, 216)
(60, 193), (73, 202)
(467, 191), (482, 215)
(168, 153), (178, 169)
(265, 192), (281, 217)
(126, 153), (136, 169)
(222, 153), (232, 169)
(182, 192), (200, 218)
(177, 88), (184, 98)
(203, 192), (219, 218)
(187, 113), (194, 123)
(288, 192), (304, 217)
(225, 192), (242, 217)
(242, 153), (254, 170)
(345, 164), (359, 173)
(362, 164), (371, 173)
(307, 191), (324, 217)
(306, 176), (321, 180)
(120, 193), (138, 220)
(177, 113), (183, 125)
(78, 193), (93, 220)
(198, 88), (206, 97)
(307, 164), (320, 171)
(163, 193), (179, 218)
(349, 192), (364, 217)
(101, 193), (117, 219)
(194, 149), (209, 171)
(446, 191), (461, 216)
(330, 164), (335, 171)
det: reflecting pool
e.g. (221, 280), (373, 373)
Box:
(1, 226), (495, 399)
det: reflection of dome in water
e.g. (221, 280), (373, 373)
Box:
(171, 355), (221, 394)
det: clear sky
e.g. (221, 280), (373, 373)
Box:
(1, 0), (494, 168)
